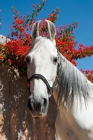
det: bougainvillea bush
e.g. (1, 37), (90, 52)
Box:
(0, 0), (93, 82)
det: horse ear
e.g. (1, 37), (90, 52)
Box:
(45, 20), (56, 41)
(31, 20), (41, 40)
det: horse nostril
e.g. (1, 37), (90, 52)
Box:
(28, 99), (32, 111)
(43, 98), (47, 106)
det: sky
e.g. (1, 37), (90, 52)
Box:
(0, 0), (93, 70)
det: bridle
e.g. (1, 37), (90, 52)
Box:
(28, 74), (53, 96)
(27, 51), (61, 97)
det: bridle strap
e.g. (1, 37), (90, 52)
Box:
(28, 74), (53, 93)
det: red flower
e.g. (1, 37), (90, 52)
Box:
(0, 53), (4, 61)
(15, 19), (22, 24)
(8, 59), (12, 65)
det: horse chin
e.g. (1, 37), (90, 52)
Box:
(31, 111), (47, 119)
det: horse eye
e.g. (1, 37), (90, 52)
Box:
(26, 56), (31, 63)
(53, 57), (58, 63)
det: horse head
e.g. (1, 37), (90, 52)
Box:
(26, 20), (59, 118)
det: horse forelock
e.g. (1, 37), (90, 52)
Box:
(56, 53), (93, 106)
(30, 36), (44, 51)
(28, 36), (56, 54)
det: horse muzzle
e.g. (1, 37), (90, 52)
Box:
(28, 97), (48, 118)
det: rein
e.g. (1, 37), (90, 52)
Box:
(27, 51), (61, 96)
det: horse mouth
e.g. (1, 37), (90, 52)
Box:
(28, 99), (47, 118)
(29, 109), (47, 118)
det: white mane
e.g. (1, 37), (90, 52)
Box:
(57, 53), (93, 105)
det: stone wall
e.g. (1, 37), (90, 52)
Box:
(0, 64), (57, 140)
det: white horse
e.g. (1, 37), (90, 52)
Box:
(26, 20), (93, 140)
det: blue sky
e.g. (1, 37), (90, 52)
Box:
(0, 0), (93, 70)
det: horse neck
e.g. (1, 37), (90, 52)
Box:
(52, 81), (93, 112)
